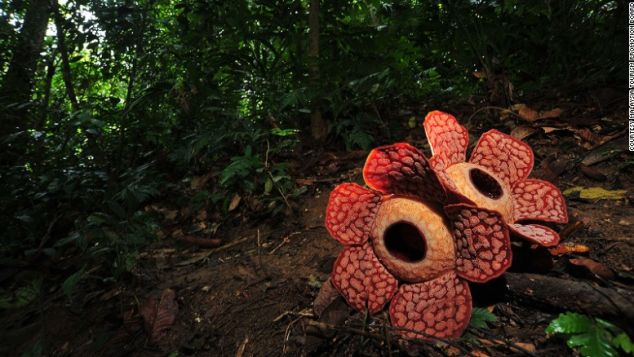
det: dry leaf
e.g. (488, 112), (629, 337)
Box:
(510, 126), (537, 140)
(569, 258), (615, 280)
(296, 178), (315, 186)
(540, 108), (563, 119)
(235, 336), (249, 357)
(515, 342), (536, 353)
(140, 289), (179, 343)
(228, 193), (241, 211)
(513, 104), (539, 122)
(513, 104), (563, 122)
(549, 242), (590, 256)
(563, 186), (627, 200)
(572, 127), (601, 145)
(473, 70), (486, 79)
(196, 209), (207, 221)
(313, 279), (340, 318)
(190, 173), (213, 190)
(542, 126), (563, 134)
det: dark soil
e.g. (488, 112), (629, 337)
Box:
(2, 97), (633, 356)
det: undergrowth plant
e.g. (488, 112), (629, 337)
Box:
(546, 312), (634, 357)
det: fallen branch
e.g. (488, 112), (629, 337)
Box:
(175, 235), (222, 248)
(505, 272), (634, 335)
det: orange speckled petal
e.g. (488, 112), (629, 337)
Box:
(363, 143), (446, 203)
(331, 243), (398, 314)
(509, 223), (560, 247)
(325, 183), (382, 245)
(445, 204), (512, 283)
(389, 271), (471, 340)
(512, 179), (568, 224)
(470, 129), (534, 187)
(423, 110), (469, 166)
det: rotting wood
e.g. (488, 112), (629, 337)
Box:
(505, 272), (634, 335)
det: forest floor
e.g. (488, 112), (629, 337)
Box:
(3, 93), (634, 356)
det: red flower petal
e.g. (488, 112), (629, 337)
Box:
(445, 204), (512, 282)
(509, 223), (560, 247)
(363, 143), (446, 203)
(325, 183), (382, 245)
(512, 179), (568, 224)
(389, 271), (471, 340)
(331, 243), (398, 314)
(423, 110), (469, 166)
(469, 129), (534, 186)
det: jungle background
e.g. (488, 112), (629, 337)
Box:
(1, 0), (632, 356)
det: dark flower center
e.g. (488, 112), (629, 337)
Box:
(383, 221), (426, 262)
(469, 168), (503, 199)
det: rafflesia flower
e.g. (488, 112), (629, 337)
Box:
(325, 145), (513, 339)
(423, 111), (568, 246)
(324, 110), (568, 340)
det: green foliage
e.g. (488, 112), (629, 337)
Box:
(546, 312), (634, 357)
(0, 277), (42, 310)
(469, 307), (497, 329)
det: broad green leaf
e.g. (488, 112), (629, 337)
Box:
(264, 177), (273, 194)
(613, 333), (634, 355)
(546, 312), (595, 334)
(62, 269), (85, 299)
(469, 307), (497, 329)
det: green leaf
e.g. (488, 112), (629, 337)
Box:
(613, 333), (634, 354)
(0, 279), (41, 309)
(546, 313), (628, 357)
(546, 312), (595, 334)
(469, 307), (497, 329)
(264, 177), (273, 194)
(62, 269), (85, 299)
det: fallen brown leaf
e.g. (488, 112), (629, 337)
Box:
(549, 242), (590, 256)
(569, 258), (615, 280)
(296, 178), (315, 186)
(228, 193), (241, 211)
(236, 336), (249, 357)
(313, 279), (340, 318)
(540, 108), (563, 119)
(510, 126), (537, 140)
(513, 104), (563, 122)
(140, 288), (179, 344)
(514, 342), (536, 353)
(190, 173), (213, 190)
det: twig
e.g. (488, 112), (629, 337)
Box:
(175, 235), (222, 248)
(470, 327), (537, 356)
(256, 229), (262, 268)
(467, 105), (522, 124)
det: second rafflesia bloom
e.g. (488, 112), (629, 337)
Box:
(324, 110), (568, 340)
(423, 111), (568, 246)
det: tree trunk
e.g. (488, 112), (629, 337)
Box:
(0, 0), (51, 131)
(52, 0), (79, 112)
(38, 49), (57, 130)
(308, 0), (327, 143)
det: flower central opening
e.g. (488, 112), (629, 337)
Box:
(469, 168), (503, 199)
(383, 221), (426, 262)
